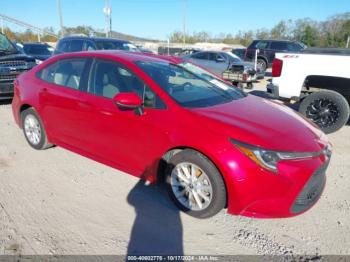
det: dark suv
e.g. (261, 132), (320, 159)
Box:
(53, 36), (139, 55)
(245, 40), (306, 71)
(0, 33), (36, 100)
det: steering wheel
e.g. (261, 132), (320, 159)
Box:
(182, 82), (194, 91)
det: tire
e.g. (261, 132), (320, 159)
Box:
(299, 90), (350, 134)
(165, 149), (227, 219)
(257, 58), (267, 71)
(21, 108), (53, 150)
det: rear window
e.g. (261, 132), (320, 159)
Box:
(95, 41), (138, 51)
(69, 40), (84, 52)
(255, 41), (269, 49)
(270, 42), (289, 51)
(37, 58), (87, 90)
(23, 45), (52, 56)
(191, 52), (208, 60)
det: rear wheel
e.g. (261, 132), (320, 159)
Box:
(257, 58), (267, 71)
(166, 149), (227, 218)
(299, 90), (350, 134)
(21, 108), (52, 150)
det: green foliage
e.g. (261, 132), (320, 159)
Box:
(169, 12), (350, 48)
(2, 12), (350, 48)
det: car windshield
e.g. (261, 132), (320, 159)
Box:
(24, 44), (52, 55)
(136, 61), (245, 108)
(179, 61), (234, 88)
(0, 34), (17, 53)
(95, 41), (139, 52)
(224, 52), (242, 63)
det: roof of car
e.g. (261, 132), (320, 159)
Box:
(253, 39), (299, 43)
(58, 36), (131, 43)
(23, 42), (49, 46)
(55, 50), (181, 64)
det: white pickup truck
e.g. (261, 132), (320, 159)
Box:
(267, 50), (350, 133)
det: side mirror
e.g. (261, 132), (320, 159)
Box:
(216, 57), (225, 63)
(113, 92), (143, 110)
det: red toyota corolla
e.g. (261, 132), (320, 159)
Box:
(12, 51), (332, 219)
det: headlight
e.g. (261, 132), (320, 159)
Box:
(35, 59), (43, 65)
(230, 138), (321, 173)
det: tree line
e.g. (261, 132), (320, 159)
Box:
(169, 12), (350, 47)
(2, 12), (350, 48)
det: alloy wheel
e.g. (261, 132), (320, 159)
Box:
(305, 98), (340, 128)
(170, 162), (213, 211)
(24, 114), (42, 145)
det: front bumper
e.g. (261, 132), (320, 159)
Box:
(215, 144), (331, 218)
(0, 81), (14, 100)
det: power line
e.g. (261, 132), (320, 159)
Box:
(0, 13), (58, 40)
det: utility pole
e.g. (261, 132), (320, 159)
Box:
(346, 35), (350, 48)
(182, 0), (187, 46)
(103, 0), (112, 37)
(57, 0), (65, 37)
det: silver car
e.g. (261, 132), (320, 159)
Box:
(182, 51), (264, 80)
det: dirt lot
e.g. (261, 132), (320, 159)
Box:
(1, 79), (350, 257)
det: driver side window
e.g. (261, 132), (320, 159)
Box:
(88, 59), (166, 109)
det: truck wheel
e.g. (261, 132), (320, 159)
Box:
(299, 90), (350, 134)
(166, 149), (227, 219)
(257, 58), (267, 71)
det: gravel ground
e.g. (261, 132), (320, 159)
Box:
(0, 79), (350, 257)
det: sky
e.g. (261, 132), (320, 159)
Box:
(1, 0), (349, 40)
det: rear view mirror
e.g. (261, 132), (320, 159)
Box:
(113, 92), (143, 109)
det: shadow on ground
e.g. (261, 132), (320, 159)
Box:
(127, 180), (183, 256)
(0, 99), (12, 106)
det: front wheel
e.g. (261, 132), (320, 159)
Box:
(166, 149), (227, 218)
(299, 90), (350, 134)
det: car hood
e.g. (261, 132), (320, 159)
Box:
(29, 54), (51, 61)
(0, 52), (35, 62)
(190, 94), (327, 152)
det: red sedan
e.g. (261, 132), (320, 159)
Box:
(12, 51), (332, 218)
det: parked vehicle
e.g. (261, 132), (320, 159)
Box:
(20, 42), (53, 63)
(12, 51), (331, 218)
(182, 50), (264, 83)
(0, 33), (36, 100)
(267, 50), (350, 134)
(245, 40), (306, 71)
(141, 53), (234, 86)
(232, 48), (246, 60)
(53, 36), (140, 55)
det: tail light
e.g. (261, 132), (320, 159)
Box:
(272, 59), (283, 77)
(243, 73), (248, 81)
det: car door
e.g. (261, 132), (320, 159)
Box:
(37, 57), (91, 148)
(255, 40), (271, 61)
(188, 52), (210, 68)
(206, 52), (229, 75)
(77, 58), (168, 175)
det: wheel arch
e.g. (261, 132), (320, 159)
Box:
(257, 55), (268, 64)
(18, 103), (33, 128)
(303, 75), (350, 102)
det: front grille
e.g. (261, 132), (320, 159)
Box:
(0, 60), (27, 67)
(0, 73), (19, 82)
(291, 160), (330, 213)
